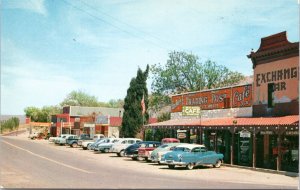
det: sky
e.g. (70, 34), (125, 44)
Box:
(1, 0), (299, 115)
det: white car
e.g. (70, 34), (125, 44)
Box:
(111, 138), (142, 157)
(55, 134), (76, 145)
(94, 138), (121, 153)
(49, 134), (69, 143)
(81, 134), (105, 150)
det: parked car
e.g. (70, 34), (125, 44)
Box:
(53, 134), (71, 145)
(67, 134), (91, 148)
(81, 134), (105, 150)
(124, 142), (143, 160)
(161, 138), (180, 144)
(138, 141), (161, 161)
(88, 138), (106, 150)
(55, 134), (77, 145)
(94, 138), (121, 153)
(111, 138), (142, 157)
(161, 144), (224, 170)
(150, 143), (185, 164)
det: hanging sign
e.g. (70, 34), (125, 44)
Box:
(239, 130), (251, 138)
(182, 106), (201, 116)
(177, 133), (186, 139)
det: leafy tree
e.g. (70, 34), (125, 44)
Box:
(121, 65), (149, 137)
(24, 106), (61, 122)
(107, 99), (124, 108)
(60, 90), (100, 107)
(150, 51), (244, 95)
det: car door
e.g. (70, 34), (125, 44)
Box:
(190, 147), (202, 164)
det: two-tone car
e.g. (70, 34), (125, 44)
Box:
(81, 134), (105, 150)
(150, 143), (185, 164)
(55, 134), (76, 145)
(111, 138), (142, 157)
(137, 141), (161, 161)
(94, 138), (120, 153)
(161, 144), (224, 170)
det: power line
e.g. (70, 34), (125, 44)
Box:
(79, 0), (178, 49)
(61, 0), (172, 51)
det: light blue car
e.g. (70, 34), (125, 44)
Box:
(161, 144), (224, 170)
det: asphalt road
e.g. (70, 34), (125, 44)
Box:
(0, 136), (298, 189)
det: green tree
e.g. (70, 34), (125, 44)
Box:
(24, 106), (61, 122)
(121, 65), (149, 137)
(60, 90), (100, 107)
(151, 51), (244, 95)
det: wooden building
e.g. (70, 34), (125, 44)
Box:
(144, 31), (299, 173)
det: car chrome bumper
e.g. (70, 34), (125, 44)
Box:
(162, 160), (187, 165)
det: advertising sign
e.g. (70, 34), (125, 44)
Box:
(96, 115), (109, 124)
(177, 133), (186, 139)
(182, 106), (201, 116)
(239, 130), (251, 138)
(232, 85), (252, 108)
(171, 84), (253, 112)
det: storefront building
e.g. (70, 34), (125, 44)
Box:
(145, 31), (299, 173)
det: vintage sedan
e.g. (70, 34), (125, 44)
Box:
(161, 144), (224, 170)
(150, 143), (185, 164)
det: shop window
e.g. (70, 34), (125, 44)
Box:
(268, 83), (275, 108)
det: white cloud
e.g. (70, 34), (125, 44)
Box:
(3, 0), (47, 16)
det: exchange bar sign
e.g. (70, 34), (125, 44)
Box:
(182, 106), (201, 116)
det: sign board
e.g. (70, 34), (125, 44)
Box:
(84, 123), (95, 128)
(239, 130), (251, 138)
(177, 133), (186, 139)
(96, 115), (109, 125)
(260, 131), (274, 135)
(177, 129), (187, 133)
(182, 106), (201, 116)
(171, 84), (253, 112)
(285, 131), (299, 135)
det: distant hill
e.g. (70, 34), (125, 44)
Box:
(0, 115), (27, 124)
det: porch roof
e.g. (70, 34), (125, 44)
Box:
(145, 115), (299, 127)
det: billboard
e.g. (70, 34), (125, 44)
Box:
(171, 84), (252, 112)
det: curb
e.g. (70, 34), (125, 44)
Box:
(223, 163), (299, 177)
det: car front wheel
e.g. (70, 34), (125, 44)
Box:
(186, 163), (194, 170)
(72, 143), (78, 148)
(168, 165), (175, 169)
(119, 150), (125, 157)
(213, 159), (222, 168)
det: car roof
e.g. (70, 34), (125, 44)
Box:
(140, 141), (160, 144)
(175, 144), (205, 149)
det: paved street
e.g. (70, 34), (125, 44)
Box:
(0, 134), (298, 189)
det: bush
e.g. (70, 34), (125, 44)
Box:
(0, 117), (20, 133)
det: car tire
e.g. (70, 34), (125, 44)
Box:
(158, 161), (161, 165)
(132, 157), (137, 160)
(168, 165), (175, 169)
(104, 148), (109, 153)
(72, 142), (78, 148)
(117, 153), (120, 156)
(213, 159), (222, 168)
(186, 163), (194, 170)
(83, 147), (87, 150)
(119, 150), (125, 157)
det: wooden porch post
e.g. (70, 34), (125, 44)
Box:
(277, 126), (282, 171)
(231, 128), (235, 165)
(199, 128), (203, 144)
(252, 127), (256, 168)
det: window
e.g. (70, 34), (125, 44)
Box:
(121, 140), (127, 144)
(268, 83), (275, 108)
(200, 147), (207, 152)
(148, 144), (154, 148)
(192, 147), (201, 152)
(128, 140), (135, 144)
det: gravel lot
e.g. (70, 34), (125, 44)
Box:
(3, 131), (299, 188)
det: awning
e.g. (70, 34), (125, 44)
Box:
(145, 115), (299, 127)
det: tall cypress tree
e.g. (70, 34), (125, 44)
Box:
(121, 65), (149, 137)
